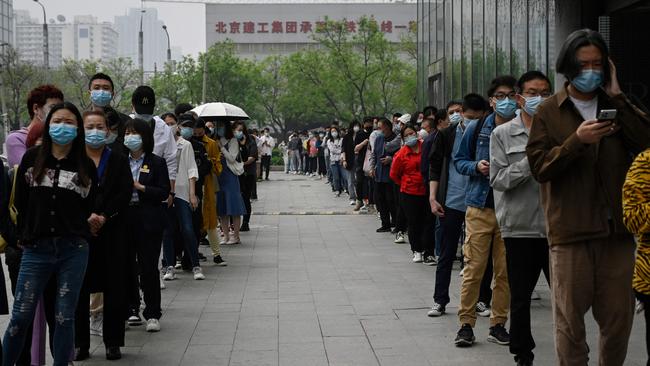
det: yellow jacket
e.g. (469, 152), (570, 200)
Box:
(202, 135), (222, 230)
(623, 148), (650, 296)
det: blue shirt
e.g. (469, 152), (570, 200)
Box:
(129, 153), (145, 203)
(454, 112), (497, 209)
(445, 123), (469, 212)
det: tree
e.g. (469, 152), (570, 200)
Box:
(0, 46), (44, 129)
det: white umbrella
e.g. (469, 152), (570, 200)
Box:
(191, 102), (250, 121)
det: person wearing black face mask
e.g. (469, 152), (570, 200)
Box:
(353, 118), (373, 211)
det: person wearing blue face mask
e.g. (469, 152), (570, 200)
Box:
(454, 79), (515, 348)
(370, 118), (400, 233)
(74, 110), (133, 361)
(3, 102), (101, 366)
(122, 119), (170, 334)
(489, 71), (552, 366)
(527, 29), (650, 366)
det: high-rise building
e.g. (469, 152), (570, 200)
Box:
(14, 11), (118, 67)
(0, 0), (12, 46)
(114, 8), (169, 73)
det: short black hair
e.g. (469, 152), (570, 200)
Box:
(400, 124), (417, 139)
(178, 113), (196, 127)
(434, 109), (448, 126)
(392, 113), (402, 118)
(487, 75), (517, 97)
(362, 117), (373, 125)
(423, 106), (437, 118)
(160, 112), (177, 122)
(174, 103), (194, 117)
(446, 100), (463, 110)
(377, 117), (391, 129)
(88, 73), (114, 91)
(124, 118), (155, 154)
(556, 28), (610, 84)
(517, 71), (552, 92)
(463, 93), (489, 112)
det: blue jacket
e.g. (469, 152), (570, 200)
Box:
(453, 112), (496, 208)
(372, 133), (399, 183)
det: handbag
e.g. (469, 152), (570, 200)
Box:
(362, 148), (372, 176)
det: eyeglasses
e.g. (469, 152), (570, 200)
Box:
(492, 92), (517, 100)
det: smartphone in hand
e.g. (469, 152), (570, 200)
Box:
(597, 109), (617, 121)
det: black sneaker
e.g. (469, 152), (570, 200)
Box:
(454, 324), (475, 347)
(240, 223), (251, 232)
(376, 226), (391, 233)
(198, 252), (207, 262)
(74, 348), (90, 361)
(423, 256), (437, 266)
(127, 311), (142, 326)
(213, 255), (228, 266)
(199, 238), (210, 246)
(488, 323), (510, 345)
(515, 355), (533, 366)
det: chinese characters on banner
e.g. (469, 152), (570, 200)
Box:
(215, 20), (416, 34)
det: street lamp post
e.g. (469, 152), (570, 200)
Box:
(1, 43), (10, 151)
(33, 0), (49, 70)
(139, 8), (145, 84)
(162, 25), (171, 64)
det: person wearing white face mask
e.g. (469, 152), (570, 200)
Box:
(327, 127), (344, 196)
(489, 71), (552, 366)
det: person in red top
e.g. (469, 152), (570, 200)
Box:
(390, 124), (428, 263)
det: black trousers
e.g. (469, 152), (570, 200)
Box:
(261, 155), (271, 179)
(391, 182), (408, 232)
(239, 174), (255, 225)
(400, 192), (428, 253)
(355, 169), (367, 201)
(317, 156), (327, 176)
(504, 237), (550, 361)
(422, 195), (437, 258)
(433, 207), (465, 306)
(126, 205), (164, 320)
(307, 156), (317, 174)
(374, 181), (396, 228)
(75, 279), (126, 350)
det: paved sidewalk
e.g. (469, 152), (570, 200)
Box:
(2, 172), (647, 365)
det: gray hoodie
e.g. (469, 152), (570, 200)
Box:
(489, 114), (546, 238)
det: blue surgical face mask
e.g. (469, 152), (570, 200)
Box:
(85, 129), (107, 149)
(449, 112), (463, 125)
(216, 127), (225, 137)
(49, 123), (77, 145)
(180, 127), (193, 140)
(90, 90), (112, 107)
(234, 130), (244, 140)
(571, 69), (603, 93)
(522, 95), (544, 117)
(404, 135), (418, 147)
(495, 98), (517, 119)
(124, 134), (143, 152)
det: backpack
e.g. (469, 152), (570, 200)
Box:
(190, 139), (212, 186)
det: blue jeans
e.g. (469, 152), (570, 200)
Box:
(330, 161), (343, 192)
(166, 198), (200, 268)
(3, 237), (88, 366)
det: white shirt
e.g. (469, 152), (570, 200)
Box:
(258, 135), (275, 156)
(569, 96), (598, 121)
(174, 138), (198, 203)
(150, 115), (178, 181)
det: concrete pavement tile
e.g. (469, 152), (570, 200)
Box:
(229, 350), (278, 366)
(279, 342), (328, 366)
(323, 336), (379, 366)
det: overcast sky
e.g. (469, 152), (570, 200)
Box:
(15, 0), (207, 57)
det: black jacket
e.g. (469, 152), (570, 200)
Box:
(342, 133), (356, 171)
(428, 122), (459, 206)
(133, 153), (170, 206)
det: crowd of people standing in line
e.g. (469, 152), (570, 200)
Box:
(280, 29), (650, 366)
(0, 71), (276, 365)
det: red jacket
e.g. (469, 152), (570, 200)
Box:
(390, 140), (426, 196)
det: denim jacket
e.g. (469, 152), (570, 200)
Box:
(453, 112), (496, 208)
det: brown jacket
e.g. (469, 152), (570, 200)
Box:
(526, 85), (650, 245)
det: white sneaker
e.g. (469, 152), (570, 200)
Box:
(476, 301), (491, 317)
(359, 205), (369, 213)
(160, 278), (166, 290)
(193, 267), (205, 280)
(90, 313), (103, 336)
(163, 266), (176, 281)
(145, 318), (161, 332)
(412, 252), (423, 263)
(427, 302), (446, 317)
(349, 200), (356, 206)
(394, 232), (406, 244)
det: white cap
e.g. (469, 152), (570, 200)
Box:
(397, 114), (411, 124)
